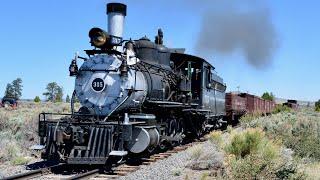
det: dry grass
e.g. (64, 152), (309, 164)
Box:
(208, 131), (222, 146)
(172, 168), (182, 176)
(303, 162), (320, 179)
(190, 145), (203, 160)
(238, 108), (320, 179)
(182, 109), (318, 179)
(0, 102), (77, 164)
(241, 108), (320, 161)
(223, 128), (305, 179)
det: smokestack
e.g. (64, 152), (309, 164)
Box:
(106, 3), (127, 46)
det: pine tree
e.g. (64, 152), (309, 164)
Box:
(315, 100), (320, 112)
(261, 92), (274, 101)
(56, 86), (63, 102)
(43, 82), (64, 102)
(4, 83), (14, 98)
(12, 78), (23, 99)
(66, 95), (70, 103)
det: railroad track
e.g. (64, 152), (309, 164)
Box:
(90, 136), (209, 179)
(3, 163), (66, 180)
(3, 136), (209, 180)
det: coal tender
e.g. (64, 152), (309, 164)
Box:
(36, 3), (226, 164)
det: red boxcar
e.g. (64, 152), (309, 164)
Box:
(265, 100), (270, 113)
(225, 93), (247, 123)
(239, 93), (275, 115)
(283, 99), (298, 110)
(240, 93), (254, 114)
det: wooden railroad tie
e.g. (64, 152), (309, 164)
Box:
(166, 150), (177, 154)
(173, 146), (187, 151)
(115, 167), (139, 172)
(159, 152), (172, 156)
(113, 170), (128, 176)
(142, 161), (152, 165)
(92, 174), (119, 179)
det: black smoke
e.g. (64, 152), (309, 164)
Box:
(195, 1), (278, 68)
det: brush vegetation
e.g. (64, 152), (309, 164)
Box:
(0, 102), (79, 165)
(242, 109), (320, 161)
(224, 128), (305, 179)
(208, 131), (222, 146)
(315, 99), (320, 112)
(237, 108), (320, 179)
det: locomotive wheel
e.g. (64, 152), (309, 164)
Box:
(159, 139), (171, 151)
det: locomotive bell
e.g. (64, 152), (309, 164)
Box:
(88, 27), (110, 48)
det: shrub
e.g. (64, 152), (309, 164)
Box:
(304, 162), (320, 179)
(315, 100), (320, 112)
(273, 104), (291, 114)
(246, 110), (320, 161)
(0, 102), (75, 165)
(226, 125), (233, 133)
(239, 112), (261, 126)
(172, 169), (181, 176)
(0, 142), (21, 162)
(209, 131), (222, 146)
(200, 172), (209, 180)
(11, 156), (30, 165)
(284, 117), (320, 160)
(190, 145), (203, 160)
(223, 128), (301, 179)
(34, 96), (41, 103)
(225, 128), (266, 159)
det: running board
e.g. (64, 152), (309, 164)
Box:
(30, 144), (45, 150)
(109, 151), (128, 156)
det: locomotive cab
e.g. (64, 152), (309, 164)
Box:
(170, 53), (226, 115)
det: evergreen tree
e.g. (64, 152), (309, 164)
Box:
(56, 86), (63, 102)
(12, 78), (23, 99)
(43, 82), (64, 102)
(4, 83), (14, 97)
(4, 78), (23, 99)
(261, 92), (274, 101)
(66, 95), (70, 103)
(315, 100), (320, 112)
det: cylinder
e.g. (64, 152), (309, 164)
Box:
(106, 3), (127, 45)
(125, 127), (160, 154)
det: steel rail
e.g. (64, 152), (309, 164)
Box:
(3, 163), (65, 180)
(63, 169), (100, 180)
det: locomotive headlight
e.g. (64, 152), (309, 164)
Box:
(89, 27), (110, 48)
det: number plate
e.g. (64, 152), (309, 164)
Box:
(91, 78), (105, 92)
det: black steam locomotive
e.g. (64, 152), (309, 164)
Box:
(36, 3), (226, 165)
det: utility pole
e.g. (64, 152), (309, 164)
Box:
(237, 86), (240, 93)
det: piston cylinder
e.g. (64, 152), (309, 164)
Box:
(125, 127), (160, 153)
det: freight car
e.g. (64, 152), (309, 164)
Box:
(225, 92), (275, 122)
(283, 99), (298, 110)
(34, 3), (227, 165)
(240, 93), (275, 115)
(225, 92), (246, 124)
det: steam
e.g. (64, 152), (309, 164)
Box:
(195, 1), (278, 68)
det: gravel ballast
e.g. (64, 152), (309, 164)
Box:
(119, 141), (224, 180)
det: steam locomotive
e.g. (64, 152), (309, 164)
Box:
(36, 3), (226, 165)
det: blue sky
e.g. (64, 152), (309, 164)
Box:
(0, 1), (319, 101)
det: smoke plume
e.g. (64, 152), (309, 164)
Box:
(195, 1), (278, 68)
